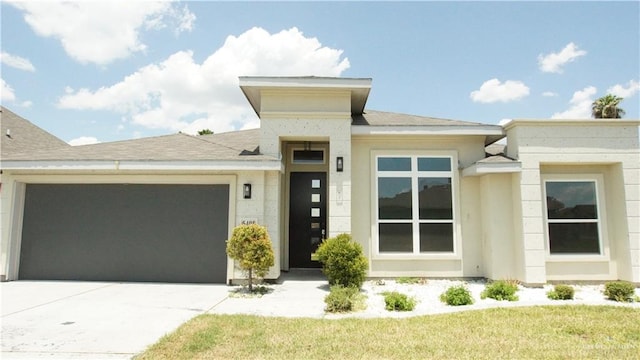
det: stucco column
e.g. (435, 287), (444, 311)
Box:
(328, 120), (352, 237)
(516, 160), (547, 285)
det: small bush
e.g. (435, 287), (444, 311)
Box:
(547, 284), (575, 300)
(315, 234), (368, 288)
(604, 281), (636, 302)
(382, 291), (416, 311)
(440, 285), (474, 306)
(480, 280), (519, 301)
(396, 277), (427, 285)
(324, 285), (366, 313)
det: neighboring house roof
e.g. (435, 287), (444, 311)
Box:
(1, 106), (69, 158)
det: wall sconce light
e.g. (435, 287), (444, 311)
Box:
(336, 156), (344, 172)
(243, 183), (252, 199)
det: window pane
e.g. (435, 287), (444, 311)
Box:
(418, 178), (452, 219)
(378, 177), (412, 219)
(418, 157), (451, 171)
(546, 182), (597, 219)
(378, 157), (411, 171)
(379, 223), (413, 252)
(419, 223), (454, 252)
(293, 150), (324, 163)
(549, 223), (600, 254)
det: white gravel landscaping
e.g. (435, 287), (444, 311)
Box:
(325, 279), (640, 319)
(211, 278), (640, 319)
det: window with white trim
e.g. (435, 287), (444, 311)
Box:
(376, 156), (454, 254)
(544, 180), (601, 254)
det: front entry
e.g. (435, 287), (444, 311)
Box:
(289, 172), (327, 268)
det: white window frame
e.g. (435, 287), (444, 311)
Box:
(372, 151), (461, 259)
(542, 174), (609, 261)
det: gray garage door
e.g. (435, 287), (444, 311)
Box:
(19, 184), (229, 283)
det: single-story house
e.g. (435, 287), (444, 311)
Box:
(1, 76), (639, 286)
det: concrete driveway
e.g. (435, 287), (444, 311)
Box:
(1, 281), (229, 359)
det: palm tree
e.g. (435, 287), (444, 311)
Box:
(591, 94), (625, 119)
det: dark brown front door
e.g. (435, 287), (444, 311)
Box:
(289, 172), (326, 268)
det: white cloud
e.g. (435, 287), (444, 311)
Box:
(20, 100), (33, 108)
(68, 136), (100, 146)
(470, 78), (530, 103)
(542, 91), (558, 97)
(538, 42), (587, 74)
(8, 1), (195, 65)
(607, 80), (640, 98)
(58, 27), (350, 134)
(1, 78), (16, 102)
(551, 86), (597, 119)
(0, 52), (36, 72)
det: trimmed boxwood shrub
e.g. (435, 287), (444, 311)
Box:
(324, 285), (366, 313)
(315, 234), (368, 288)
(604, 281), (636, 302)
(480, 280), (519, 301)
(382, 291), (416, 311)
(547, 284), (575, 300)
(440, 285), (474, 306)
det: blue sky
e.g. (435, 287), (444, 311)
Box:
(1, 1), (639, 145)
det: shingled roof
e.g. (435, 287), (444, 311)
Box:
(4, 129), (270, 162)
(352, 110), (495, 127)
(1, 106), (69, 159)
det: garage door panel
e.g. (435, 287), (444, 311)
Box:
(19, 184), (229, 283)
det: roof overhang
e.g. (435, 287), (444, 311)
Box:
(351, 125), (505, 145)
(503, 118), (640, 131)
(461, 161), (522, 177)
(239, 76), (372, 117)
(1, 160), (284, 172)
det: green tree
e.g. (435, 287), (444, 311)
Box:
(197, 129), (214, 135)
(592, 94), (625, 119)
(226, 224), (274, 291)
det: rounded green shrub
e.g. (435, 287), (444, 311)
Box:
(604, 281), (636, 302)
(324, 285), (367, 313)
(547, 284), (575, 300)
(480, 280), (519, 301)
(382, 291), (416, 311)
(315, 233), (368, 288)
(226, 224), (275, 291)
(440, 285), (474, 306)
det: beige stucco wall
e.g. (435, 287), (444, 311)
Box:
(351, 134), (488, 278)
(505, 120), (640, 284)
(0, 169), (283, 283)
(258, 89), (353, 270)
(480, 173), (518, 280)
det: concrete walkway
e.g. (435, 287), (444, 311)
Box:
(1, 281), (229, 359)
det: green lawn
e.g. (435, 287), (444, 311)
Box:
(136, 306), (639, 359)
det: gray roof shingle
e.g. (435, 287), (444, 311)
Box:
(352, 110), (494, 127)
(1, 106), (69, 158)
(3, 128), (272, 162)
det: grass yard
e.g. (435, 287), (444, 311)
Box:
(136, 306), (639, 359)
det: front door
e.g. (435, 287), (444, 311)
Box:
(289, 172), (326, 268)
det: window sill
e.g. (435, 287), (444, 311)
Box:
(545, 254), (609, 263)
(372, 253), (461, 261)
